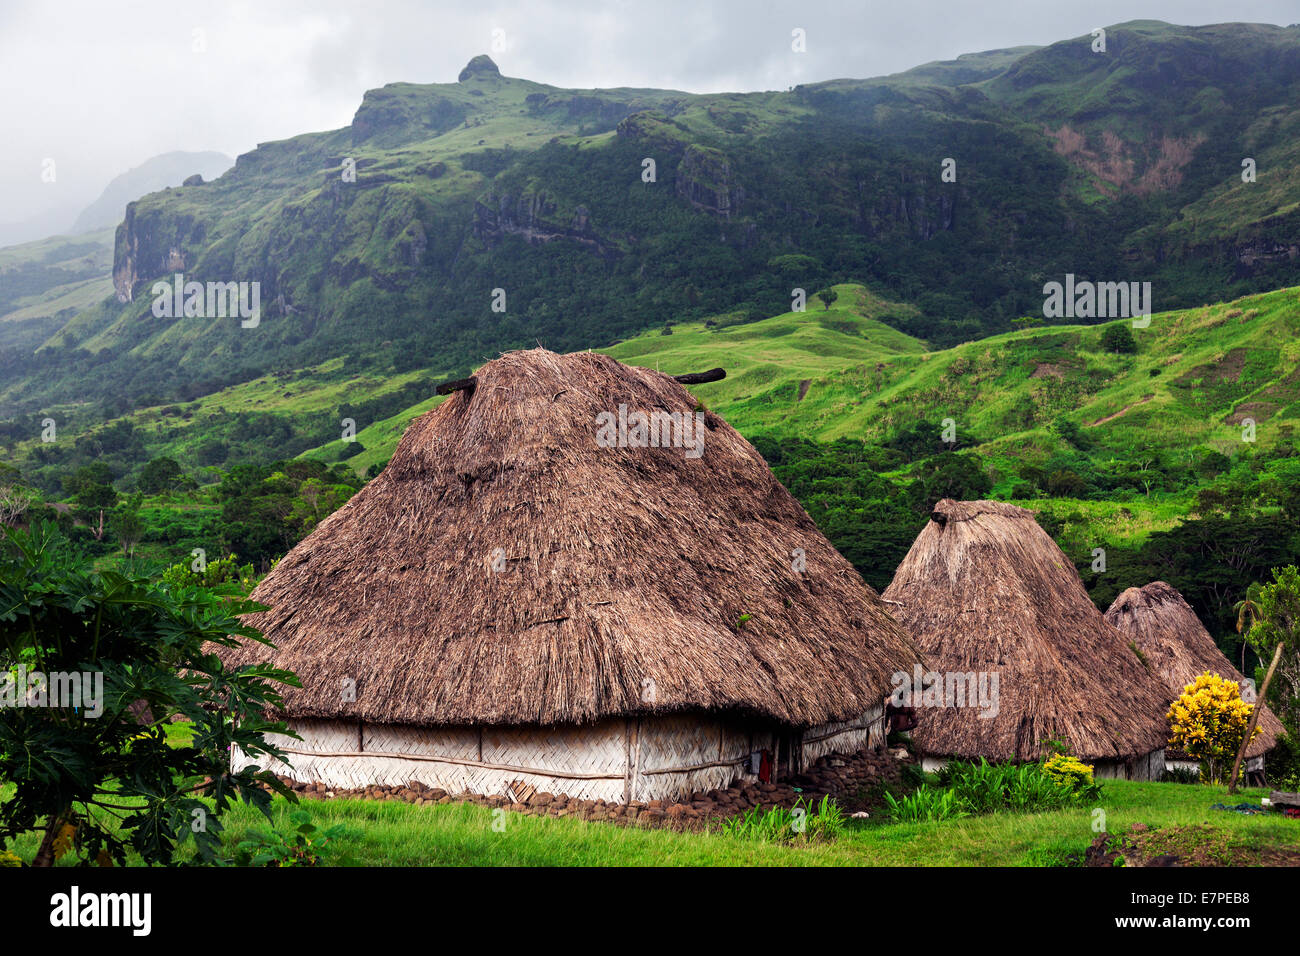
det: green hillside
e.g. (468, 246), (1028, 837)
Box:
(5, 21), (1300, 423)
(295, 281), (1300, 478)
(0, 229), (114, 350)
(12, 280), (1297, 500)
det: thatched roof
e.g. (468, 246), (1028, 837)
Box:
(881, 499), (1170, 763)
(221, 348), (919, 728)
(1105, 581), (1283, 758)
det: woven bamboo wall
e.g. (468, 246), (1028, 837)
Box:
(233, 707), (888, 803)
(1093, 749), (1165, 781)
(242, 718), (630, 802)
(631, 714), (757, 803)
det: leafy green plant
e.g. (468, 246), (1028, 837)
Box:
(0, 521), (299, 867)
(1161, 766), (1202, 785)
(883, 787), (969, 823)
(160, 552), (258, 592)
(722, 795), (845, 843)
(887, 758), (1103, 822)
(1265, 734), (1300, 785)
(1270, 771), (1300, 791)
(234, 811), (349, 867)
(1244, 565), (1300, 730)
(1042, 753), (1102, 800)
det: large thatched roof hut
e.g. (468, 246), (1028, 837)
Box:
(223, 348), (919, 803)
(881, 499), (1171, 779)
(1104, 581), (1284, 774)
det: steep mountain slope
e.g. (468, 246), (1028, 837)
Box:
(3, 21), (1300, 427)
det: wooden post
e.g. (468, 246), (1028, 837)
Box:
(1227, 641), (1285, 794)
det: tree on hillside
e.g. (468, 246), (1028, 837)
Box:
(112, 494), (146, 556)
(0, 522), (297, 866)
(1234, 581), (1265, 672)
(916, 453), (992, 506)
(817, 288), (838, 311)
(62, 462), (118, 512)
(1245, 565), (1300, 730)
(138, 456), (185, 493)
(1100, 322), (1137, 354)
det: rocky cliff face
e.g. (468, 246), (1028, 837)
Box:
(871, 187), (957, 240)
(113, 203), (207, 303)
(351, 90), (467, 147)
(472, 188), (612, 255)
(674, 145), (743, 218)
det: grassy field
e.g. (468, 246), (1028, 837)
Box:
(7, 775), (1295, 867)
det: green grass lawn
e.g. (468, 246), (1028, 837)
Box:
(9, 777), (1295, 867)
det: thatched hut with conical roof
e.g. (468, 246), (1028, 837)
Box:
(224, 349), (919, 803)
(881, 499), (1170, 779)
(1105, 581), (1283, 779)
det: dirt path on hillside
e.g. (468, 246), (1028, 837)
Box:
(1087, 394), (1153, 427)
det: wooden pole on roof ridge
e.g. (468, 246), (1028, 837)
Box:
(435, 376), (477, 395)
(673, 368), (726, 385)
(1227, 641), (1284, 794)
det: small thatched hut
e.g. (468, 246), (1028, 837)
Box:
(881, 499), (1171, 779)
(223, 349), (919, 803)
(1104, 581), (1284, 778)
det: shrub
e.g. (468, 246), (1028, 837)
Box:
(1167, 672), (1259, 784)
(1042, 753), (1101, 799)
(1161, 766), (1201, 784)
(1265, 734), (1300, 785)
(160, 552), (258, 592)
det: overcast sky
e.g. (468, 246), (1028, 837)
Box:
(1, 0), (1297, 238)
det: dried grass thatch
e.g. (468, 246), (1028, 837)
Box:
(881, 499), (1170, 763)
(1104, 581), (1283, 758)
(221, 348), (919, 729)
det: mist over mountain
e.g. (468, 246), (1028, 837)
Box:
(71, 151), (234, 234)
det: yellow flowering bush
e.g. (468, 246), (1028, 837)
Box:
(0, 849), (22, 867)
(1167, 672), (1259, 783)
(1042, 753), (1096, 791)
